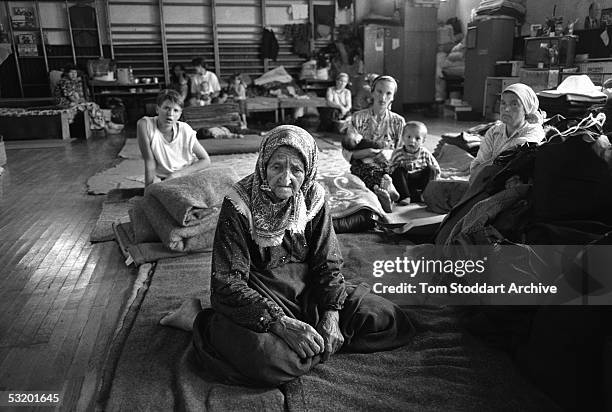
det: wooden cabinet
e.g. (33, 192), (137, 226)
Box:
(464, 16), (515, 117)
(362, 3), (437, 109)
(401, 3), (437, 105)
(483, 76), (519, 120)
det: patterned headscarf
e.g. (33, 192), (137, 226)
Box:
(231, 125), (326, 247)
(503, 83), (544, 124)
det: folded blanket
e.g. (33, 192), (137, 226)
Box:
(317, 173), (386, 220)
(113, 221), (190, 266)
(129, 198), (160, 243)
(145, 166), (239, 227)
(141, 194), (219, 252)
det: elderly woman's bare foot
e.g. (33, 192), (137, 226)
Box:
(373, 185), (393, 213)
(159, 298), (202, 331)
(380, 174), (400, 202)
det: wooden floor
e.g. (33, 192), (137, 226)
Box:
(0, 133), (134, 411)
(0, 113), (479, 411)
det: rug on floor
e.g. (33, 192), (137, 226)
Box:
(117, 135), (338, 160)
(90, 195), (140, 242)
(97, 234), (558, 411)
(87, 150), (342, 195)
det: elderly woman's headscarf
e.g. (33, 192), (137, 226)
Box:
(230, 125), (326, 247)
(503, 83), (543, 124)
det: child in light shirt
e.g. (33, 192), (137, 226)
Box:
(390, 121), (441, 203)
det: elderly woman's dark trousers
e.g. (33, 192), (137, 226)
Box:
(192, 284), (414, 388)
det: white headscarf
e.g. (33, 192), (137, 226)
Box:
(503, 83), (544, 124)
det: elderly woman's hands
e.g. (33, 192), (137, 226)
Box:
(316, 310), (344, 362)
(269, 316), (325, 359)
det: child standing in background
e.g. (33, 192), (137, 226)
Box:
(391, 121), (440, 203)
(227, 74), (248, 129)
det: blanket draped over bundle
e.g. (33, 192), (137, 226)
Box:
(133, 167), (239, 252)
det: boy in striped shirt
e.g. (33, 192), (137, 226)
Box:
(390, 121), (441, 203)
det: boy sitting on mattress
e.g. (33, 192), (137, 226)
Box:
(390, 121), (441, 203)
(137, 89), (211, 187)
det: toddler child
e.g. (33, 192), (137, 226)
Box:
(390, 121), (441, 203)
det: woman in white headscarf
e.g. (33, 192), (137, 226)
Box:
(470, 83), (545, 181)
(160, 125), (414, 387)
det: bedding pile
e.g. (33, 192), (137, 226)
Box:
(135, 166), (239, 252)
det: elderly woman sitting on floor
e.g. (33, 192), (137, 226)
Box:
(160, 125), (414, 387)
(470, 83), (545, 182)
(137, 89), (211, 187)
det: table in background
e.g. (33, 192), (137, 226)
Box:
(278, 96), (328, 122)
(90, 80), (163, 122)
(246, 97), (279, 123)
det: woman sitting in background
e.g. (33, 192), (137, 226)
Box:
(137, 89), (211, 187)
(168, 63), (189, 103)
(54, 63), (105, 130)
(325, 72), (352, 133)
(470, 83), (545, 182)
(342, 75), (405, 212)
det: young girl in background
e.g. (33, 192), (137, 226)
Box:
(227, 74), (248, 129)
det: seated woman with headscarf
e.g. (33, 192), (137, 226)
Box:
(323, 72), (352, 133)
(160, 125), (414, 387)
(54, 63), (106, 130)
(423, 83), (545, 215)
(342, 75), (405, 212)
(470, 83), (545, 182)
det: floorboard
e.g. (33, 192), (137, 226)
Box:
(0, 115), (476, 410)
(0, 133), (134, 411)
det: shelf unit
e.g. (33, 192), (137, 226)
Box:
(4, 0), (105, 97)
(106, 0), (335, 85)
(1, 0), (342, 98)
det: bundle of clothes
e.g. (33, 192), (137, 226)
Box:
(435, 110), (612, 251)
(128, 167), (239, 253)
(537, 74), (608, 120)
(441, 42), (466, 79)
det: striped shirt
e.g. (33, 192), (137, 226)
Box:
(349, 108), (405, 150)
(390, 146), (441, 177)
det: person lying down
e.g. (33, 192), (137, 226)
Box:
(160, 125), (415, 387)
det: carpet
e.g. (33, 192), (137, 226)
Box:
(87, 152), (260, 194)
(117, 135), (338, 160)
(98, 234), (558, 411)
(90, 194), (141, 242)
(4, 138), (77, 149)
(87, 150), (344, 195)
